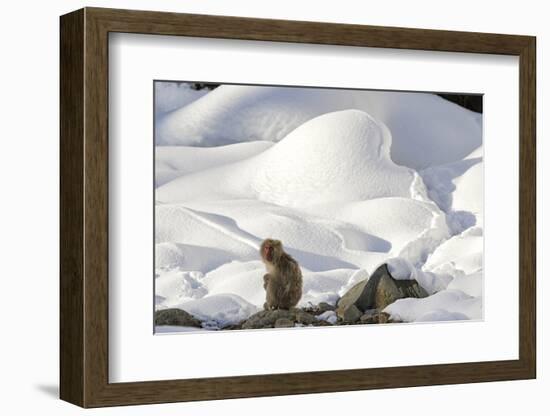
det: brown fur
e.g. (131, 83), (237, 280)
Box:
(260, 239), (303, 310)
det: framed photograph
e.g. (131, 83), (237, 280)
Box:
(60, 7), (536, 408)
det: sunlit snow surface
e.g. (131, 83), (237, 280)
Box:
(154, 83), (483, 331)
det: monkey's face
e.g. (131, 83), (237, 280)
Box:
(260, 239), (282, 264)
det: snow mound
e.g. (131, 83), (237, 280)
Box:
(154, 82), (208, 118)
(175, 294), (260, 327)
(155, 242), (239, 272)
(320, 197), (450, 266)
(447, 271), (483, 298)
(421, 152), (483, 230)
(386, 257), (417, 280)
(317, 311), (338, 324)
(300, 269), (358, 306)
(157, 110), (417, 207)
(202, 261), (267, 307)
(155, 269), (207, 307)
(181, 199), (387, 271)
(155, 141), (273, 187)
(424, 226), (483, 276)
(156, 84), (481, 169)
(384, 289), (482, 322)
(417, 310), (470, 322)
(155, 204), (260, 261)
(249, 110), (415, 206)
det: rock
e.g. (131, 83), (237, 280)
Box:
(299, 302), (336, 316)
(241, 309), (317, 329)
(318, 302), (335, 313)
(340, 304), (362, 323)
(312, 319), (332, 327)
(360, 310), (392, 324)
(337, 263), (428, 318)
(295, 310), (317, 325)
(154, 308), (202, 327)
(274, 318), (294, 328)
(336, 279), (371, 319)
(373, 266), (428, 309)
(222, 323), (243, 330)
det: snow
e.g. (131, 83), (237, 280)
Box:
(423, 227), (483, 277)
(172, 294), (261, 328)
(155, 268), (207, 308)
(157, 110), (418, 207)
(153, 83), (484, 331)
(154, 82), (209, 118)
(155, 141), (273, 187)
(383, 289), (482, 322)
(156, 84), (482, 170)
(317, 311), (338, 324)
(447, 271), (483, 298)
(385, 257), (453, 295)
(420, 151), (483, 230)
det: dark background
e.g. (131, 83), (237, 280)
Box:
(187, 82), (483, 113)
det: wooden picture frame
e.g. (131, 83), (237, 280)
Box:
(60, 7), (536, 408)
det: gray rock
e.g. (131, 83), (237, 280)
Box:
(241, 309), (317, 329)
(336, 279), (371, 319)
(295, 310), (317, 325)
(360, 310), (391, 324)
(318, 302), (336, 313)
(274, 318), (294, 328)
(373, 266), (428, 309)
(340, 304), (362, 323)
(300, 302), (336, 316)
(154, 308), (202, 327)
(337, 263), (428, 317)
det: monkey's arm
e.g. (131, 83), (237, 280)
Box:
(263, 273), (271, 289)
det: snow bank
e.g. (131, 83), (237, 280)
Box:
(424, 226), (483, 277)
(157, 110), (417, 207)
(319, 197), (450, 267)
(317, 311), (338, 324)
(181, 199), (387, 271)
(156, 84), (481, 169)
(300, 269), (358, 306)
(154, 82), (208, 118)
(155, 269), (207, 307)
(155, 242), (238, 272)
(202, 261), (266, 307)
(447, 271), (483, 298)
(421, 153), (483, 229)
(155, 204), (260, 260)
(155, 141), (273, 187)
(174, 294), (260, 328)
(384, 289), (482, 322)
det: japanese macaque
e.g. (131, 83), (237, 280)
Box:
(260, 239), (303, 310)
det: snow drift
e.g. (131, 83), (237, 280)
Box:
(156, 84), (482, 169)
(157, 110), (420, 207)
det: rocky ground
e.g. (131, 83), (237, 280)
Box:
(154, 263), (429, 331)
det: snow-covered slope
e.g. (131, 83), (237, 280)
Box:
(154, 82), (209, 117)
(157, 110), (419, 207)
(155, 141), (273, 187)
(156, 84), (482, 169)
(421, 148), (483, 229)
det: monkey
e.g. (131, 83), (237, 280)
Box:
(260, 239), (303, 310)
